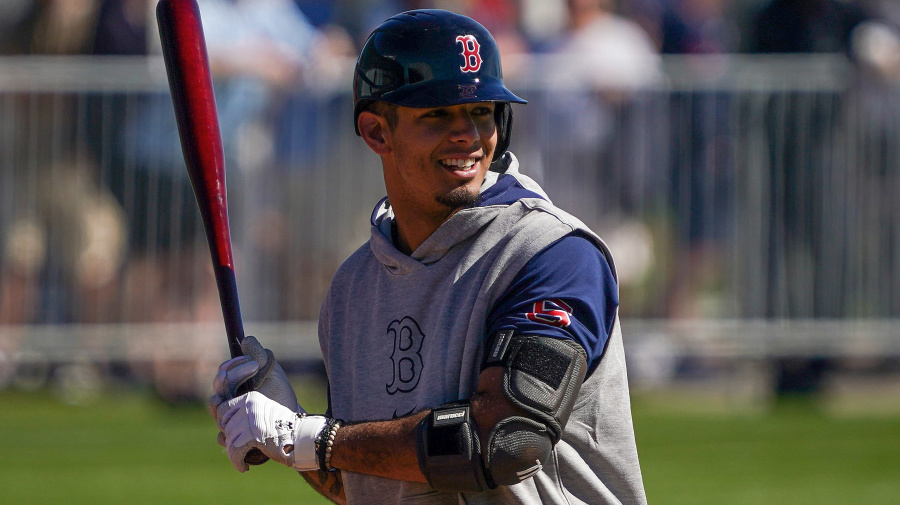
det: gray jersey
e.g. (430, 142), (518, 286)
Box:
(318, 154), (647, 505)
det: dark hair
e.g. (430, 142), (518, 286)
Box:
(365, 100), (399, 131)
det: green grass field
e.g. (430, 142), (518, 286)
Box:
(1, 383), (898, 505)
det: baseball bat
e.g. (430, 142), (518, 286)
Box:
(156, 0), (243, 358)
(156, 0), (267, 465)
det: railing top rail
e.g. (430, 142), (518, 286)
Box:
(0, 55), (170, 93)
(0, 53), (860, 94)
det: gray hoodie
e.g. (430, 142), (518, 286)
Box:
(318, 154), (646, 505)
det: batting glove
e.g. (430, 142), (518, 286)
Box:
(208, 335), (300, 419)
(218, 391), (328, 472)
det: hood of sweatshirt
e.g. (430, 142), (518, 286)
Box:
(368, 152), (550, 274)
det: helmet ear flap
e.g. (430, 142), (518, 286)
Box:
(493, 102), (512, 162)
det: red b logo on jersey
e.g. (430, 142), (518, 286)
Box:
(456, 35), (482, 73)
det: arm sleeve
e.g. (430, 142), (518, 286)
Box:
(485, 233), (618, 372)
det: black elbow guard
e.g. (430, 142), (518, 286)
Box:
(483, 416), (553, 486)
(484, 331), (588, 442)
(415, 402), (492, 492)
(416, 334), (588, 492)
(415, 403), (555, 491)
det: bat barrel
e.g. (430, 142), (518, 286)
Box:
(157, 0), (244, 358)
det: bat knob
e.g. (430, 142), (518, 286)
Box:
(244, 449), (270, 466)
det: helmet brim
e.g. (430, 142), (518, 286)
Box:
(381, 78), (527, 108)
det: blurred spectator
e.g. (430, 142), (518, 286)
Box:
(465, 0), (531, 78)
(194, 0), (354, 321)
(645, 0), (738, 318)
(661, 0), (736, 54)
(292, 0), (339, 28)
(743, 0), (873, 397)
(519, 0), (662, 315)
(744, 0), (872, 319)
(0, 0), (37, 54)
(92, 0), (149, 55)
(747, 0), (869, 54)
(0, 0), (130, 326)
(0, 0), (101, 55)
(355, 0), (437, 44)
(547, 0), (662, 90)
(849, 3), (900, 315)
(1, 157), (127, 325)
(518, 0), (568, 45)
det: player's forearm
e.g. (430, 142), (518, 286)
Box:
(330, 411), (429, 483)
(302, 469), (347, 505)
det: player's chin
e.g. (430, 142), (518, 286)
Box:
(435, 185), (481, 210)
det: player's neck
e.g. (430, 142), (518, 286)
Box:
(392, 217), (428, 255)
(390, 210), (456, 255)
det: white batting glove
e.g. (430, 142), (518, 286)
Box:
(218, 391), (328, 472)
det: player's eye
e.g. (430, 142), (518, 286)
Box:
(422, 108), (448, 118)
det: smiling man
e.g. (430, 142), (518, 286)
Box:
(364, 101), (499, 253)
(210, 9), (647, 505)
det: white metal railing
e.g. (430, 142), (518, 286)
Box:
(0, 55), (898, 391)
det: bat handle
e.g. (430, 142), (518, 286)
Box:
(214, 266), (267, 465)
(214, 264), (245, 358)
(244, 449), (270, 466)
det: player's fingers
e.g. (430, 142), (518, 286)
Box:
(225, 418), (255, 450)
(229, 445), (251, 473)
(217, 399), (243, 430)
(225, 360), (260, 396)
(212, 357), (252, 394)
(217, 355), (249, 375)
(240, 336), (268, 367)
(207, 393), (224, 419)
(217, 430), (226, 448)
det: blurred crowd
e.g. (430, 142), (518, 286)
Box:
(1, 0), (900, 400)
(1, 0), (900, 326)
(1, 0), (898, 61)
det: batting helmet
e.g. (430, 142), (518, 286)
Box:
(353, 9), (526, 160)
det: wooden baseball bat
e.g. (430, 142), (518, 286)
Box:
(156, 0), (268, 465)
(156, 0), (243, 359)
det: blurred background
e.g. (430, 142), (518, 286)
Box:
(0, 0), (899, 503)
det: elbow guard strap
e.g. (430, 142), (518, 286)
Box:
(415, 402), (493, 492)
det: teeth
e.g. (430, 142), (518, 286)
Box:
(441, 158), (477, 168)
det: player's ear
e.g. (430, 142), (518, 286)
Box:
(358, 111), (391, 155)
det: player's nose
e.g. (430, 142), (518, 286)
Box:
(446, 108), (480, 143)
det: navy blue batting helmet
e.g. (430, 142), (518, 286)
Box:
(353, 9), (526, 159)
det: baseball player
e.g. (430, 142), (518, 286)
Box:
(209, 9), (647, 505)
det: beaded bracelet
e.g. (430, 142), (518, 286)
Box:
(316, 418), (343, 472)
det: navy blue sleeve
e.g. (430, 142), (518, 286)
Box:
(486, 233), (618, 372)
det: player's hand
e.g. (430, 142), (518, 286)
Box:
(217, 391), (327, 472)
(208, 335), (300, 419)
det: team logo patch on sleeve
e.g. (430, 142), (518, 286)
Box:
(526, 299), (573, 328)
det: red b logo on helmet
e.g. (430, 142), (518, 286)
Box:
(456, 35), (482, 73)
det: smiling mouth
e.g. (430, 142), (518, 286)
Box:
(440, 157), (478, 169)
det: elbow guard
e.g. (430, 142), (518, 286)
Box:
(484, 331), (588, 442)
(415, 333), (588, 491)
(482, 416), (552, 486)
(481, 332), (588, 486)
(415, 404), (554, 491)
(416, 402), (491, 492)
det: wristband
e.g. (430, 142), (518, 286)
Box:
(315, 418), (343, 472)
